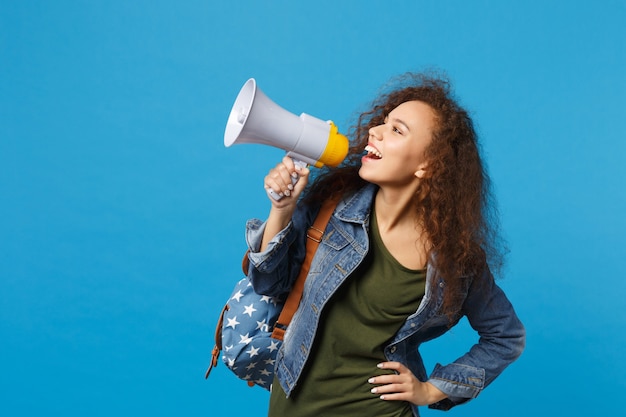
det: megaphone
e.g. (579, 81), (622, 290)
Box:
(224, 78), (349, 200)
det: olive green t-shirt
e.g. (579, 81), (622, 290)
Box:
(269, 211), (427, 417)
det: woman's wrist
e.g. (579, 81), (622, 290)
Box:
(423, 381), (447, 404)
(260, 207), (294, 251)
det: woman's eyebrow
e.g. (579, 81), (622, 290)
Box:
(390, 117), (410, 132)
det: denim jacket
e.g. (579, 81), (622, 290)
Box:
(245, 184), (525, 415)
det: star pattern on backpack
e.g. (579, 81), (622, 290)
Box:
(221, 277), (284, 389)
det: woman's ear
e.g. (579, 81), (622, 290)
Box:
(414, 162), (428, 179)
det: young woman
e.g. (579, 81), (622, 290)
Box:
(244, 72), (525, 416)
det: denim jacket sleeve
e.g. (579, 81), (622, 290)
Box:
(244, 202), (316, 298)
(427, 267), (526, 411)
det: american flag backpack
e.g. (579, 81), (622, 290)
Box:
(205, 199), (337, 389)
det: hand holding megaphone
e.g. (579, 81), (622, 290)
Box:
(263, 156), (310, 202)
(224, 78), (349, 200)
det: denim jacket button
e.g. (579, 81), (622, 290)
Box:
(390, 346), (396, 353)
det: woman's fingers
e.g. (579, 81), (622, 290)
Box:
(265, 158), (296, 196)
(368, 361), (428, 405)
(264, 157), (309, 204)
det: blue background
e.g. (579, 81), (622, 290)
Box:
(1, 1), (624, 416)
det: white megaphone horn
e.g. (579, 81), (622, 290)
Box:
(224, 78), (349, 200)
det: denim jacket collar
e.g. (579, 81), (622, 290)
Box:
(334, 183), (378, 225)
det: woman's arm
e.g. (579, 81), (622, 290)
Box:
(427, 267), (526, 410)
(245, 157), (311, 297)
(259, 156), (309, 251)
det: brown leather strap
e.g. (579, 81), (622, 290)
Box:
(205, 304), (229, 379)
(271, 199), (337, 341)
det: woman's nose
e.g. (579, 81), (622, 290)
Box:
(369, 125), (382, 140)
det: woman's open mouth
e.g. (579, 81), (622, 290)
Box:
(364, 145), (382, 159)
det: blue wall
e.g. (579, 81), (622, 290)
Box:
(1, 1), (624, 415)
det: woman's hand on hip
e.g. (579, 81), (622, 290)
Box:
(368, 361), (447, 406)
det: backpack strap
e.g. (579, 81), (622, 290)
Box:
(204, 304), (228, 379)
(271, 198), (337, 341)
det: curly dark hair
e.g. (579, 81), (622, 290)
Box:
(303, 71), (506, 315)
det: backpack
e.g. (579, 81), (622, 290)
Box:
(205, 199), (337, 389)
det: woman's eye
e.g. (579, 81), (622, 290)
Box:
(392, 126), (402, 134)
